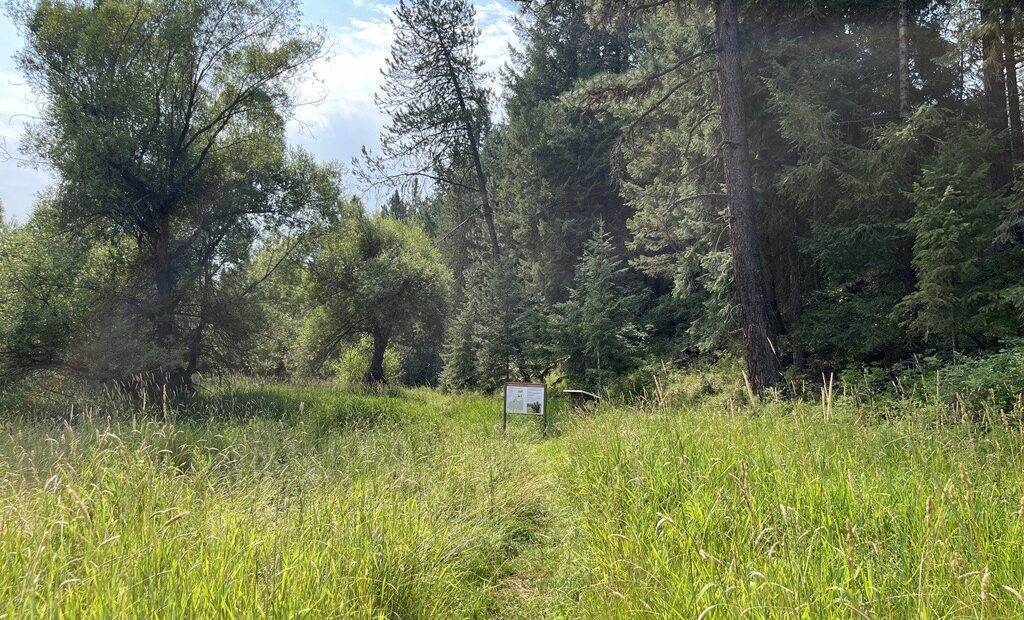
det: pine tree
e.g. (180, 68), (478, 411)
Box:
(381, 190), (409, 221)
(898, 126), (1009, 355)
(555, 226), (644, 391)
(373, 0), (499, 259)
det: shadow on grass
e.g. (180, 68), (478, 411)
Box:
(183, 380), (413, 432)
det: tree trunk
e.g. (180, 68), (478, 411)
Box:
(183, 262), (213, 388)
(787, 205), (805, 373)
(152, 216), (176, 345)
(430, 18), (501, 261)
(898, 0), (912, 119)
(365, 328), (389, 385)
(715, 0), (784, 394)
(149, 215), (194, 393)
(1003, 3), (1023, 169)
(470, 143), (501, 261)
(982, 1), (1013, 190)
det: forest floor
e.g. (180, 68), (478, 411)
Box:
(3, 373), (1024, 618)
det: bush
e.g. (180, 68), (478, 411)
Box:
(942, 344), (1024, 413)
(331, 337), (404, 386)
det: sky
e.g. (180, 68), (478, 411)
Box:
(0, 0), (519, 224)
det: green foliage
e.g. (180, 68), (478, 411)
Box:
(0, 206), (138, 387)
(942, 344), (1024, 413)
(898, 125), (1014, 352)
(307, 214), (452, 383)
(10, 0), (330, 385)
(226, 239), (314, 378)
(439, 295), (481, 391)
(331, 336), (404, 386)
(492, 0), (632, 301)
(554, 227), (645, 391)
(441, 257), (555, 391)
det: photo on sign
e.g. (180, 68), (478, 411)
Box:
(524, 386), (545, 415)
(504, 383), (545, 417)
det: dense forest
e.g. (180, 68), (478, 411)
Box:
(2, 0), (1024, 406)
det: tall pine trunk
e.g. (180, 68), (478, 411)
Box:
(982, 1), (1012, 189)
(898, 0), (911, 119)
(431, 18), (501, 261)
(715, 0), (783, 393)
(1003, 3), (1023, 169)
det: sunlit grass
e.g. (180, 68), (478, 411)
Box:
(0, 384), (551, 618)
(2, 375), (1024, 618)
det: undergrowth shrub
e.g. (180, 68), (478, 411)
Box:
(942, 344), (1024, 415)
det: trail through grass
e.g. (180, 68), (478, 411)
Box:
(3, 378), (1024, 618)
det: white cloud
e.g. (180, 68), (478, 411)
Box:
(288, 1), (518, 137)
(0, 66), (54, 223)
(290, 16), (394, 133)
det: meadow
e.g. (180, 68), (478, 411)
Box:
(2, 371), (1024, 619)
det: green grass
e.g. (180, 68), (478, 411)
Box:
(2, 374), (1024, 618)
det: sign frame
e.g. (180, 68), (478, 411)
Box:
(503, 381), (547, 432)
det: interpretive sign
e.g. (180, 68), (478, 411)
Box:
(503, 382), (547, 431)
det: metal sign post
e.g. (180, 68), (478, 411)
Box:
(503, 382), (547, 432)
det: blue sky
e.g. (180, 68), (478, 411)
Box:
(0, 0), (518, 223)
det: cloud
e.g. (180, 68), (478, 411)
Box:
(0, 65), (55, 223)
(286, 1), (520, 205)
(288, 1), (518, 137)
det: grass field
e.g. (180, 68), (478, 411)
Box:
(2, 373), (1024, 618)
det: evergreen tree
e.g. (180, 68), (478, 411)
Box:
(493, 0), (633, 302)
(555, 227), (644, 391)
(898, 125), (1013, 355)
(372, 0), (500, 259)
(440, 293), (480, 390)
(381, 190), (409, 221)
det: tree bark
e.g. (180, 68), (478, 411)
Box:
(183, 262), (213, 389)
(898, 0), (912, 119)
(715, 0), (784, 394)
(1003, 3), (1023, 169)
(982, 1), (1013, 190)
(787, 205), (805, 373)
(365, 328), (389, 385)
(469, 140), (501, 261)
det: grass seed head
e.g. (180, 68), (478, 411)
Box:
(981, 565), (991, 603)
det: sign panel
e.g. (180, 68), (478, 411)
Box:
(503, 382), (547, 431)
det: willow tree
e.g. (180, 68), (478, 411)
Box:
(12, 0), (329, 388)
(307, 216), (452, 385)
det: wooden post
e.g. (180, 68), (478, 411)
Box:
(543, 390), (548, 435)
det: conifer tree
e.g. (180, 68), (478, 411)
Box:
(373, 0), (500, 259)
(555, 226), (644, 391)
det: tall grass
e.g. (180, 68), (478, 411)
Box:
(552, 404), (1024, 618)
(2, 374), (1024, 618)
(0, 384), (551, 618)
